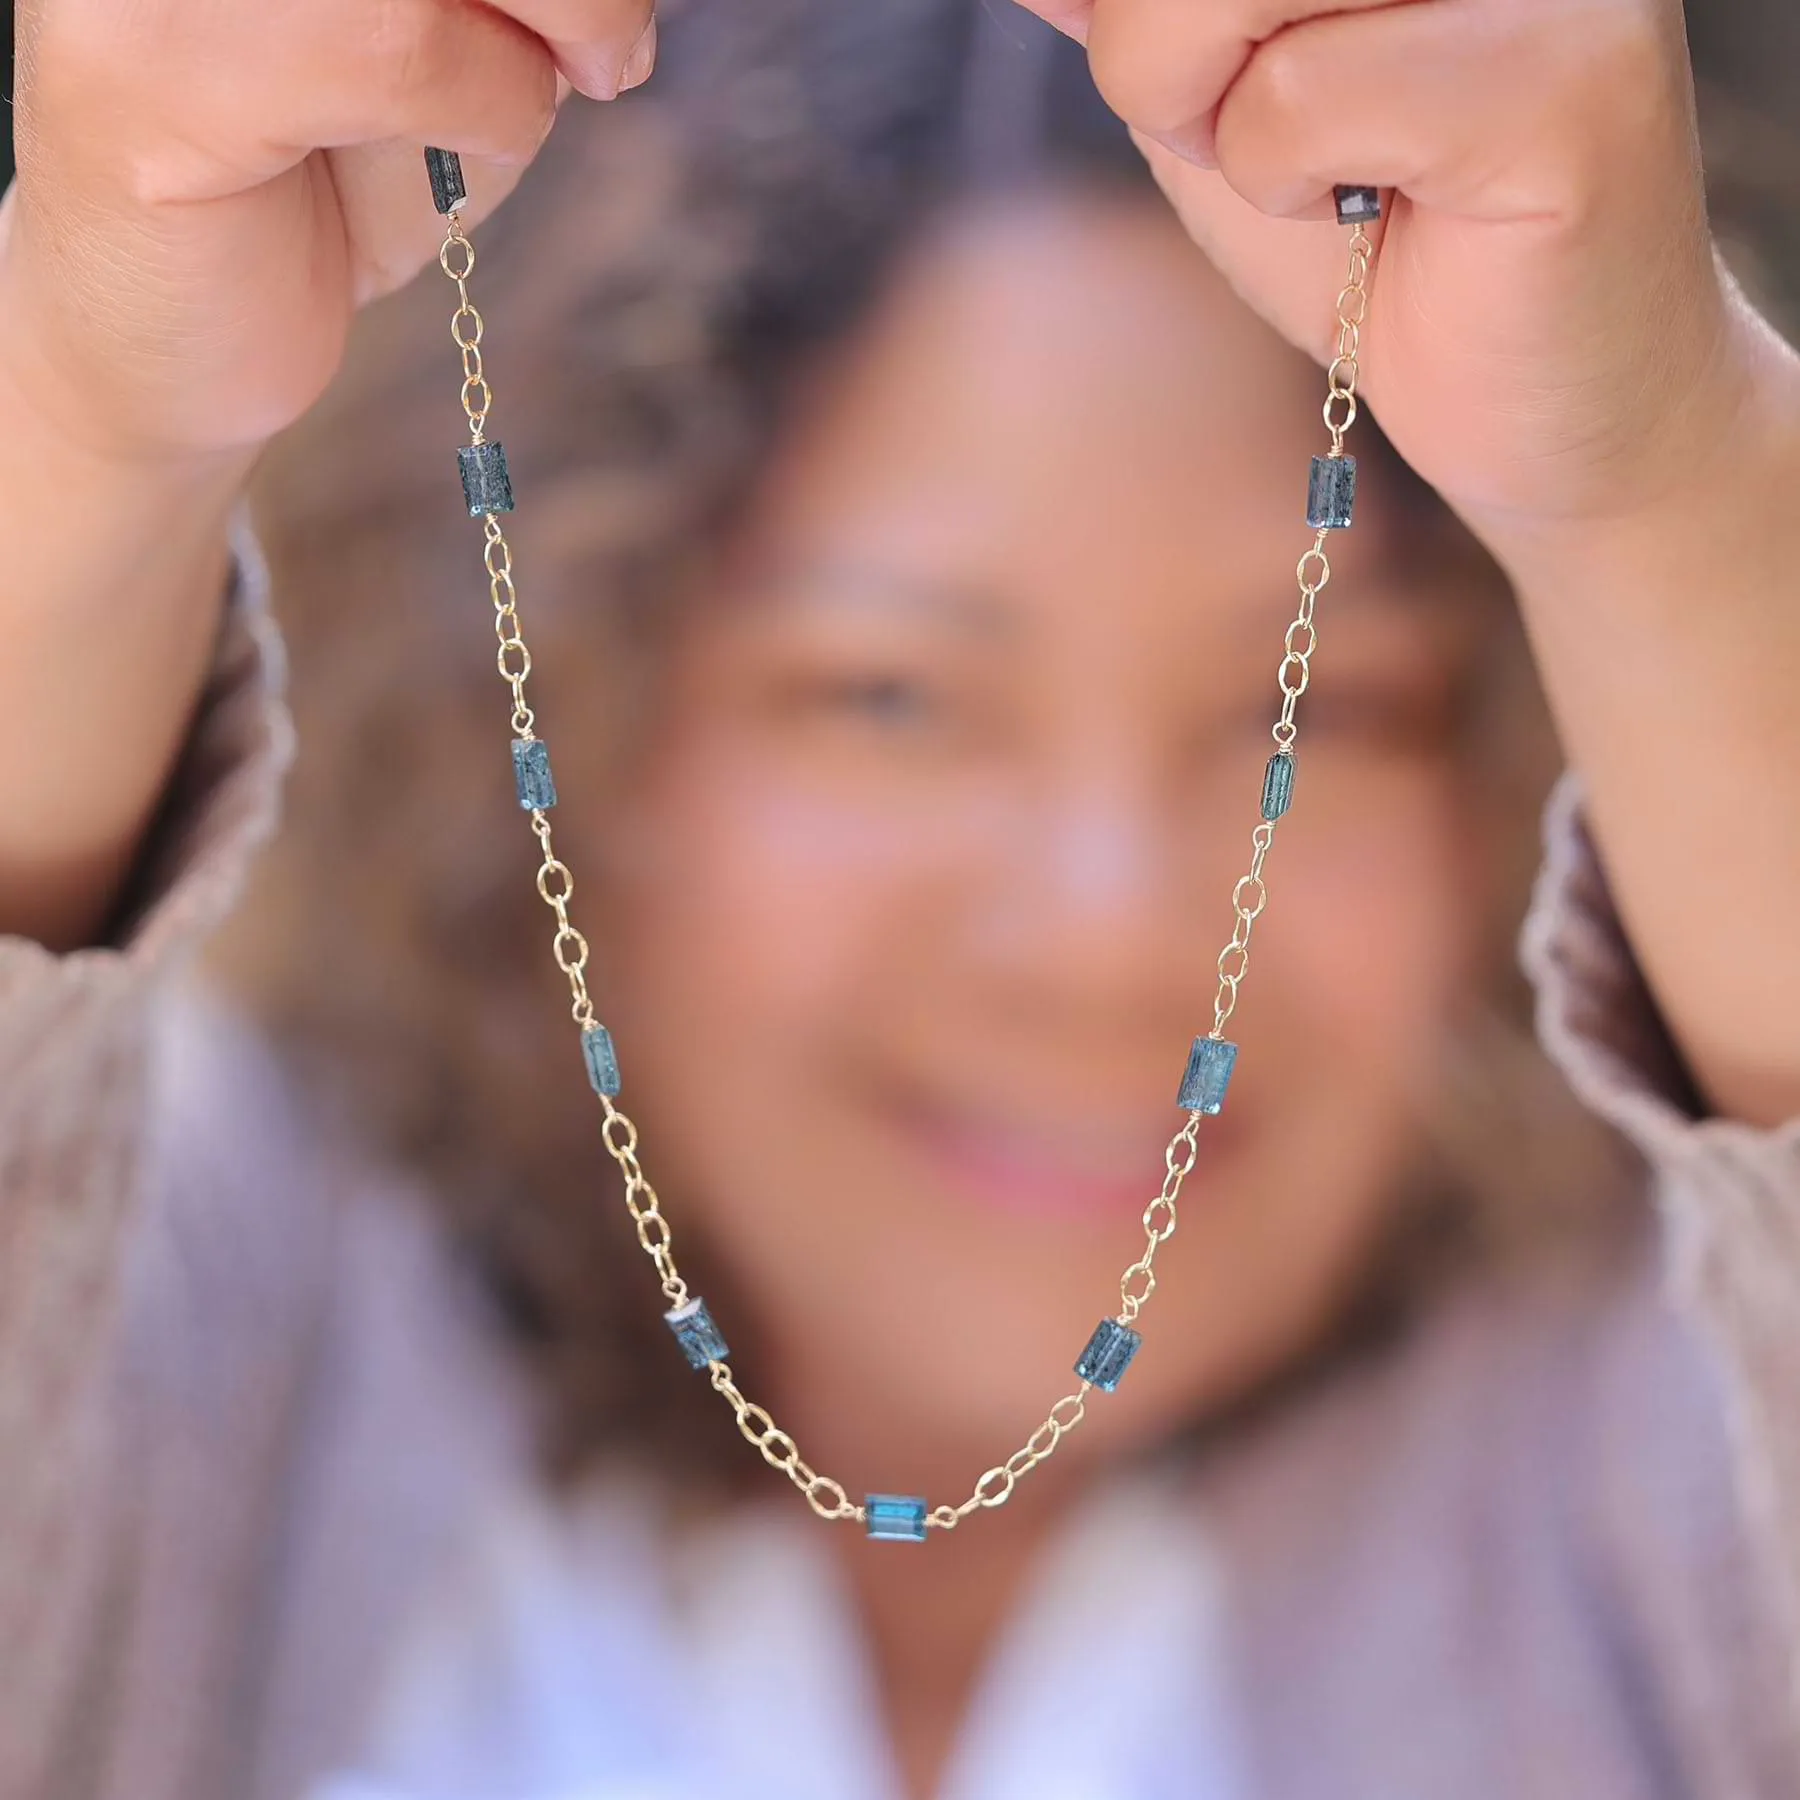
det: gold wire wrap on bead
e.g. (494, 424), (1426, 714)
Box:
(435, 209), (1377, 1530)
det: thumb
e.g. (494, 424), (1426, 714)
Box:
(1132, 133), (1392, 370)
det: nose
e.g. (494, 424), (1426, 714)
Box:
(966, 760), (1206, 1031)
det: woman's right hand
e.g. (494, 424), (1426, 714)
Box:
(3, 0), (656, 460)
(0, 0), (652, 951)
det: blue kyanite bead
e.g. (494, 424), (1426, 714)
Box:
(1179, 1036), (1239, 1115)
(424, 147), (468, 216)
(1308, 453), (1357, 530)
(512, 737), (557, 811)
(865, 1495), (929, 1543)
(664, 1297), (730, 1370)
(581, 1024), (622, 1098)
(1334, 184), (1381, 226)
(1076, 1318), (1142, 1393)
(1261, 750), (1296, 821)
(458, 441), (515, 517)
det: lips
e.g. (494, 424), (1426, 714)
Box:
(877, 1082), (1214, 1225)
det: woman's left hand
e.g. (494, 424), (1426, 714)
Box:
(1018, 0), (1754, 533)
(1020, 0), (1800, 1128)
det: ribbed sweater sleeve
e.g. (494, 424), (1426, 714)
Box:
(0, 528), (293, 1797)
(1523, 773), (1800, 1710)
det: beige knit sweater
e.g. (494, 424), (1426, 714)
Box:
(6, 549), (1800, 1799)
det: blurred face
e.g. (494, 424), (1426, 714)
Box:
(596, 192), (1483, 1492)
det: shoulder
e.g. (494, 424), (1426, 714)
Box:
(118, 982), (539, 1799)
(1202, 1232), (1797, 1793)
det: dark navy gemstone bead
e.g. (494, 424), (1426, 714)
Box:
(1307, 453), (1357, 530)
(581, 1025), (622, 1098)
(511, 737), (557, 811)
(865, 1495), (929, 1542)
(1076, 1318), (1142, 1393)
(424, 147), (468, 216)
(1334, 185), (1381, 226)
(664, 1297), (730, 1370)
(1179, 1036), (1239, 1115)
(1261, 750), (1296, 822)
(458, 441), (515, 517)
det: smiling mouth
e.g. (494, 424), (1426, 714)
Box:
(876, 1082), (1226, 1225)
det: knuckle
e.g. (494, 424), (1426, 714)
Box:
(491, 67), (559, 165)
(1083, 22), (1162, 131)
(1214, 31), (1319, 213)
(369, 0), (446, 103)
(1247, 30), (1314, 132)
(531, 0), (652, 39)
(1503, 0), (1665, 219)
(113, 145), (189, 208)
(30, 0), (147, 101)
(1580, 2), (1673, 129)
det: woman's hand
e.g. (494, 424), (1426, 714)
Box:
(1021, 0), (1800, 1129)
(4, 0), (656, 459)
(0, 0), (654, 951)
(1019, 0), (1751, 535)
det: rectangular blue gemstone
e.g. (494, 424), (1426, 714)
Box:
(664, 1297), (730, 1370)
(865, 1495), (929, 1542)
(1308, 454), (1357, 530)
(1076, 1318), (1142, 1393)
(1179, 1036), (1239, 1115)
(512, 737), (557, 811)
(1334, 185), (1381, 226)
(424, 147), (468, 215)
(459, 441), (515, 516)
(581, 1025), (622, 1098)
(1261, 750), (1296, 821)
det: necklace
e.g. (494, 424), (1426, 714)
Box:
(420, 142), (1378, 1541)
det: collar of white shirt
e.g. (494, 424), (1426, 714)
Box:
(309, 1463), (1242, 1800)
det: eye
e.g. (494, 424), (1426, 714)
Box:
(802, 670), (943, 730)
(1300, 678), (1451, 750)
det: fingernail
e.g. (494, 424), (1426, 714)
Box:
(554, 43), (619, 100)
(1145, 120), (1217, 171)
(553, 18), (653, 102)
(619, 16), (658, 93)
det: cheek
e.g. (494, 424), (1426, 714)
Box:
(1272, 770), (1472, 1073)
(597, 728), (965, 1250)
(599, 747), (1051, 1449)
(1238, 758), (1475, 1234)
(606, 749), (955, 1039)
(1133, 768), (1476, 1411)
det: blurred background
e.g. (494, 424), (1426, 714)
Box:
(0, 2), (1795, 318)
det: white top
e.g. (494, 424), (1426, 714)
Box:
(309, 1471), (1241, 1800)
(13, 548), (1799, 1800)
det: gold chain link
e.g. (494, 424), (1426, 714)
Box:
(436, 206), (1376, 1533)
(1211, 222), (1373, 1042)
(440, 219), (493, 440)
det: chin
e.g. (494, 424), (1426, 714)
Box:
(713, 1213), (1272, 1493)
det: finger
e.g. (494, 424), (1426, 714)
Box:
(55, 0), (566, 201)
(320, 58), (581, 305)
(497, 0), (657, 100)
(266, 0), (561, 166)
(1132, 132), (1391, 367)
(1210, 0), (1689, 223)
(1083, 0), (1422, 167)
(322, 140), (522, 306)
(1010, 0), (1096, 42)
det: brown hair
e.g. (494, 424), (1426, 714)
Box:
(234, 0), (1680, 1484)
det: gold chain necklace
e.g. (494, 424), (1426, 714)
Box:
(422, 142), (1378, 1541)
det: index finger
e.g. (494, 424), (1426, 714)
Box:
(500, 0), (656, 100)
(1016, 0), (1421, 163)
(1010, 0), (1096, 39)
